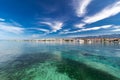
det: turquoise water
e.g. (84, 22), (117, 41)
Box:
(0, 41), (120, 80)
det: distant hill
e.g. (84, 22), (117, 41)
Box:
(74, 34), (120, 39)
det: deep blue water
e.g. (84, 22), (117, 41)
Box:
(0, 41), (120, 80)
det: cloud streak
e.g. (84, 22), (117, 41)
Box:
(83, 1), (120, 24)
(0, 18), (5, 21)
(73, 0), (92, 17)
(74, 23), (86, 28)
(111, 25), (120, 32)
(0, 22), (24, 34)
(31, 34), (46, 38)
(112, 29), (120, 32)
(34, 28), (50, 34)
(40, 21), (63, 33)
(61, 25), (112, 34)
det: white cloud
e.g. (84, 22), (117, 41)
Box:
(0, 22), (24, 34)
(30, 33), (47, 38)
(112, 29), (120, 32)
(35, 28), (50, 33)
(63, 29), (71, 32)
(112, 25), (120, 31)
(83, 1), (120, 24)
(73, 0), (92, 17)
(31, 34), (40, 38)
(74, 23), (86, 28)
(113, 25), (120, 29)
(59, 29), (71, 34)
(0, 18), (5, 21)
(61, 25), (112, 34)
(81, 25), (112, 31)
(41, 21), (63, 32)
(31, 34), (45, 38)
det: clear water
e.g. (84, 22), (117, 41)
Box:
(0, 41), (120, 80)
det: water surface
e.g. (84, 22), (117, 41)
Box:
(0, 41), (120, 80)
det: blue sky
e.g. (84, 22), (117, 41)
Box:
(0, 0), (120, 39)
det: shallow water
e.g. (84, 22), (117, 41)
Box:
(0, 41), (120, 80)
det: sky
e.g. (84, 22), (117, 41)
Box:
(0, 0), (120, 39)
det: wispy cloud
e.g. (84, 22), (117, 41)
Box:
(112, 29), (120, 32)
(40, 21), (63, 32)
(0, 18), (5, 21)
(74, 23), (86, 28)
(111, 25), (120, 32)
(35, 28), (50, 34)
(81, 25), (112, 31)
(73, 0), (92, 17)
(0, 22), (24, 34)
(61, 25), (112, 34)
(63, 29), (71, 32)
(31, 34), (46, 38)
(59, 29), (71, 34)
(83, 1), (120, 24)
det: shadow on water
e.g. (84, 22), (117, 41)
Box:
(1, 52), (120, 80)
(56, 58), (120, 80)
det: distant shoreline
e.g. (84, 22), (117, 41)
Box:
(7, 38), (119, 44)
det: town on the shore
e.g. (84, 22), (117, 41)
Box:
(14, 38), (120, 44)
(12, 34), (120, 44)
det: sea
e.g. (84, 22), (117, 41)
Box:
(0, 41), (120, 80)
